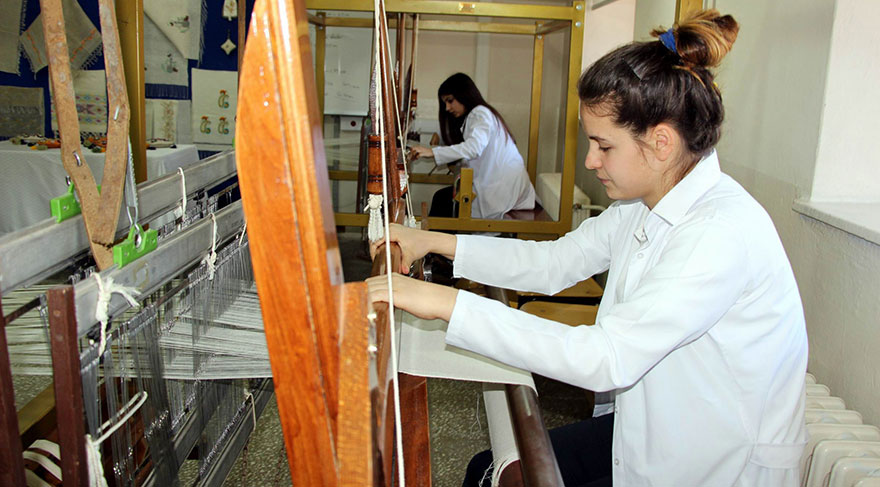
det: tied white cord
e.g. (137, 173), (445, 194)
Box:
(244, 389), (257, 430)
(377, 11), (419, 229)
(373, 1), (406, 484)
(94, 273), (140, 357)
(174, 167), (187, 219)
(85, 391), (148, 487)
(366, 194), (385, 242)
(238, 220), (248, 247)
(202, 213), (218, 280)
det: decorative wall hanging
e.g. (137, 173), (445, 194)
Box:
(144, 0), (204, 61)
(146, 98), (193, 144)
(222, 0), (237, 21)
(0, 86), (44, 138)
(191, 69), (236, 146)
(220, 30), (236, 55)
(144, 15), (189, 92)
(20, 0), (103, 73)
(0, 0), (25, 74)
(50, 70), (108, 137)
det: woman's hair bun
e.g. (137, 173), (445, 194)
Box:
(652, 9), (739, 68)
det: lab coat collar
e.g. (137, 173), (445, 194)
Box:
(651, 149), (721, 226)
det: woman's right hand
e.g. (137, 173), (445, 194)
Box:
(370, 223), (433, 274)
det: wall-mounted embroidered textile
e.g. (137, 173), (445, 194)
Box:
(0, 0), (25, 74)
(20, 0), (102, 73)
(0, 86), (44, 138)
(145, 16), (189, 89)
(50, 70), (107, 137)
(146, 98), (192, 144)
(144, 0), (204, 61)
(191, 69), (236, 146)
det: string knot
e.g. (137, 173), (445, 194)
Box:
(94, 273), (140, 357)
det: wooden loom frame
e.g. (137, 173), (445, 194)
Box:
(308, 0), (586, 237)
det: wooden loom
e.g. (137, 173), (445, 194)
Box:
(237, 0), (564, 485)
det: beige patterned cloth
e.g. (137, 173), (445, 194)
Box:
(146, 98), (192, 144)
(0, 0), (25, 74)
(20, 0), (102, 73)
(0, 86), (44, 138)
(49, 70), (107, 137)
(145, 15), (189, 88)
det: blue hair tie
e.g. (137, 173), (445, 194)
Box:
(659, 28), (677, 54)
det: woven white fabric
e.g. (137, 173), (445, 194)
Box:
(144, 15), (188, 87)
(190, 69), (236, 146)
(144, 0), (203, 60)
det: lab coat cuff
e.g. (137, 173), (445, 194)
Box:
(446, 290), (480, 348)
(451, 236), (471, 278)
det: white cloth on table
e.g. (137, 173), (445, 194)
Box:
(0, 141), (199, 234)
(446, 150), (808, 486)
(431, 105), (535, 219)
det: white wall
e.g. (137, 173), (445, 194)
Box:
(575, 0), (637, 208)
(811, 0), (880, 202)
(633, 0), (880, 425)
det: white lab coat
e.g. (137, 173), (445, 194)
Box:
(446, 151), (808, 486)
(432, 105), (536, 219)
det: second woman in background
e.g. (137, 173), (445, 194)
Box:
(410, 73), (537, 219)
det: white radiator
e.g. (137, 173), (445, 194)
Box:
(828, 457), (880, 486)
(799, 375), (880, 487)
(805, 441), (880, 487)
(535, 173), (605, 230)
(806, 409), (864, 425)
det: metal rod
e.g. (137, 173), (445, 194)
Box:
(72, 201), (245, 337)
(484, 286), (563, 487)
(0, 151), (237, 297)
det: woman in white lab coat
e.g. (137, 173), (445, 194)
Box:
(410, 73), (536, 219)
(369, 10), (808, 487)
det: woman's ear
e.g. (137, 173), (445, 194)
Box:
(647, 123), (679, 163)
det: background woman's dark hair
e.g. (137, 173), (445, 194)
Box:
(578, 10), (739, 176)
(437, 73), (515, 146)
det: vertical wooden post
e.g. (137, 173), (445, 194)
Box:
(675, 0), (703, 23)
(47, 286), (87, 487)
(315, 13), (326, 118)
(0, 297), (27, 487)
(116, 0), (147, 183)
(238, 0), (247, 75)
(527, 22), (545, 185)
(559, 2), (585, 234)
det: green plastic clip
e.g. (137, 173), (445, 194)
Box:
(113, 225), (158, 268)
(50, 184), (101, 223)
(50, 184), (81, 223)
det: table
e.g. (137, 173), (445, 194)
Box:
(0, 141), (199, 235)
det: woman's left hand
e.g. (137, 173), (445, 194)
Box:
(409, 145), (434, 160)
(366, 273), (458, 321)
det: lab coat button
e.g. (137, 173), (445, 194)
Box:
(637, 253), (644, 258)
(614, 458), (620, 466)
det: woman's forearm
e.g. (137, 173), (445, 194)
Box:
(430, 231), (457, 261)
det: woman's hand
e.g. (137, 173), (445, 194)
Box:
(366, 273), (459, 321)
(409, 145), (434, 160)
(370, 223), (456, 274)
